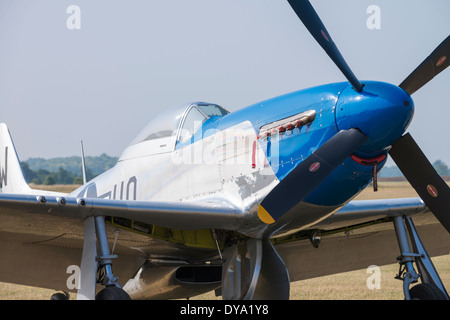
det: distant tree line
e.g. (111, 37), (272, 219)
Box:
(433, 160), (450, 176)
(20, 153), (118, 185)
(21, 163), (91, 185)
(18, 154), (449, 185)
(380, 160), (450, 178)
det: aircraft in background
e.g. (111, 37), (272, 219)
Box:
(0, 0), (449, 300)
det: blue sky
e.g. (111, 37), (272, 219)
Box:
(0, 0), (449, 166)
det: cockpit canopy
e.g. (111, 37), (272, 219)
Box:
(120, 102), (229, 160)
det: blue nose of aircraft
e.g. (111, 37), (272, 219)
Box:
(335, 81), (414, 154)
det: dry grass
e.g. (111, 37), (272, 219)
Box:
(355, 180), (419, 200)
(289, 255), (450, 300)
(29, 184), (81, 194)
(0, 283), (57, 300)
(1, 181), (449, 300)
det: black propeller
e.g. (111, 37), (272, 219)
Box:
(399, 35), (450, 95)
(258, 129), (367, 224)
(389, 134), (450, 233)
(287, 0), (363, 92)
(390, 35), (450, 231)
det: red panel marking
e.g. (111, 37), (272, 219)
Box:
(436, 56), (447, 67)
(321, 29), (329, 42)
(309, 162), (321, 173)
(427, 184), (438, 198)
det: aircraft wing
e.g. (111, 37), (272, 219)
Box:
(0, 191), (429, 237)
(0, 192), (245, 231)
(313, 197), (428, 230)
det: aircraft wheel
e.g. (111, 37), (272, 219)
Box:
(50, 291), (70, 300)
(95, 286), (131, 300)
(409, 283), (447, 300)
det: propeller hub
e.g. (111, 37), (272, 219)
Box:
(335, 81), (414, 153)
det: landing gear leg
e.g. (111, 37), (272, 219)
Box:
(94, 216), (130, 300)
(393, 216), (449, 300)
(78, 216), (130, 300)
(221, 239), (290, 300)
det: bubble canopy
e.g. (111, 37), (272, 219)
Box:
(121, 102), (229, 159)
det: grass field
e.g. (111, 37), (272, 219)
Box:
(1, 181), (449, 300)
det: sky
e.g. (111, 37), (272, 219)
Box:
(0, 0), (449, 167)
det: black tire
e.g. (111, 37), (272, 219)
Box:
(95, 286), (131, 300)
(409, 283), (447, 300)
(50, 291), (70, 300)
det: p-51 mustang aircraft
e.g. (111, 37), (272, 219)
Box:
(1, 0), (450, 300)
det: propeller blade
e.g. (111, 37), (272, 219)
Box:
(258, 128), (367, 224)
(399, 35), (450, 95)
(287, 0), (363, 91)
(388, 133), (450, 233)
